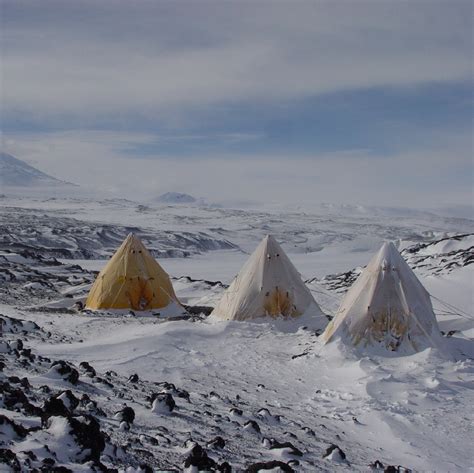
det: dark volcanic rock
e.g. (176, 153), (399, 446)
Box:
(384, 466), (412, 473)
(0, 414), (28, 439)
(184, 304), (214, 316)
(69, 415), (105, 462)
(183, 444), (216, 470)
(46, 414), (106, 463)
(243, 420), (261, 433)
(153, 381), (190, 400)
(79, 361), (96, 377)
(301, 426), (315, 436)
(128, 373), (139, 383)
(137, 464), (153, 473)
(55, 390), (80, 411)
(269, 440), (303, 456)
(218, 462), (232, 473)
(245, 460), (295, 472)
(115, 406), (135, 424)
(370, 460), (386, 470)
(10, 339), (23, 351)
(150, 392), (175, 414)
(49, 361), (79, 384)
(0, 448), (21, 470)
(207, 436), (226, 449)
(230, 407), (243, 417)
(1, 382), (41, 416)
(323, 443), (346, 461)
(42, 397), (70, 424)
(41, 457), (56, 468)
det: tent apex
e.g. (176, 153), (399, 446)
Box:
(125, 232), (140, 241)
(379, 240), (399, 256)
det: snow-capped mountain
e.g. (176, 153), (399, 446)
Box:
(155, 192), (197, 204)
(0, 152), (76, 188)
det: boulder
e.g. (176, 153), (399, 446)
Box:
(323, 444), (346, 462)
(114, 406), (135, 424)
(48, 361), (79, 385)
(151, 393), (175, 414)
(183, 444), (216, 470)
(245, 460), (294, 472)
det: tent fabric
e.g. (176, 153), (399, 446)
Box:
(211, 235), (325, 321)
(85, 233), (179, 311)
(322, 241), (443, 352)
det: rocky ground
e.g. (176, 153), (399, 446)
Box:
(2, 310), (425, 473)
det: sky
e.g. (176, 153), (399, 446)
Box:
(1, 0), (473, 209)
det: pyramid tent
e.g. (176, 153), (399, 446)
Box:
(85, 233), (179, 311)
(322, 242), (443, 352)
(211, 235), (326, 322)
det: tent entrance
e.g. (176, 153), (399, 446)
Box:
(263, 287), (299, 318)
(127, 277), (155, 311)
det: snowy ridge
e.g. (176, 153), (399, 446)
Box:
(315, 233), (474, 294)
(0, 206), (239, 260)
(0, 250), (94, 307)
(402, 233), (474, 276)
(2, 195), (472, 265)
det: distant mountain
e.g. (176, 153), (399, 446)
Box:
(0, 152), (76, 188)
(156, 192), (197, 204)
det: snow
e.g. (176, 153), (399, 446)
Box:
(6, 309), (468, 470)
(0, 195), (472, 471)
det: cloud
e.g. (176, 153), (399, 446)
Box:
(2, 0), (472, 125)
(2, 1), (471, 210)
(3, 130), (472, 209)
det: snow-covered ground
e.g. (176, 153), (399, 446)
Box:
(0, 195), (473, 472)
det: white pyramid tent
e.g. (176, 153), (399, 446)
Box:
(322, 242), (443, 353)
(211, 235), (326, 325)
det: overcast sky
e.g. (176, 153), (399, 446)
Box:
(1, 0), (472, 209)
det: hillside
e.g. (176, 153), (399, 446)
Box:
(0, 152), (76, 188)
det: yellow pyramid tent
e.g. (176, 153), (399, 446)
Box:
(85, 233), (179, 311)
